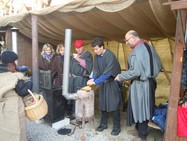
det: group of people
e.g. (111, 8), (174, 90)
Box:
(0, 30), (162, 141)
(39, 43), (65, 88)
(86, 30), (161, 141)
(38, 40), (93, 119)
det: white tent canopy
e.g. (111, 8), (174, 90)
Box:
(0, 0), (176, 45)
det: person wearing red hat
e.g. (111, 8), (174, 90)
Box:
(68, 40), (93, 120)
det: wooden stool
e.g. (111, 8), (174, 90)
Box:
(148, 121), (161, 141)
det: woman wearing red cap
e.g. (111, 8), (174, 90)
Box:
(68, 40), (93, 119)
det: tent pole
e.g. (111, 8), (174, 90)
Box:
(117, 42), (120, 60)
(122, 43), (127, 70)
(161, 63), (171, 85)
(150, 40), (171, 84)
(168, 38), (174, 62)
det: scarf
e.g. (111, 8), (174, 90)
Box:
(58, 54), (64, 61)
(43, 52), (53, 61)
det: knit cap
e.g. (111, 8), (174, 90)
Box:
(1, 50), (18, 64)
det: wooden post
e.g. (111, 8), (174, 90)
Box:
(164, 10), (185, 141)
(32, 14), (39, 93)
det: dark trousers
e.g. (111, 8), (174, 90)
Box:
(100, 109), (121, 129)
(135, 120), (149, 139)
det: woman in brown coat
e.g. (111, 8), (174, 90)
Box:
(52, 43), (65, 88)
(39, 43), (56, 88)
(39, 43), (55, 70)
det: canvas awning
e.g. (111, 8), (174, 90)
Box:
(0, 0), (176, 45)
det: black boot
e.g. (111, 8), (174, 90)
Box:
(97, 111), (108, 132)
(111, 128), (121, 136)
(97, 124), (108, 132)
(111, 109), (121, 136)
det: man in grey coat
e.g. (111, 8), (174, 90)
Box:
(115, 30), (162, 141)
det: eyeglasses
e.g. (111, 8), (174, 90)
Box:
(123, 36), (133, 42)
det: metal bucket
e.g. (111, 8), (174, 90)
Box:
(75, 90), (94, 121)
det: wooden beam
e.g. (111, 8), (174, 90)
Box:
(163, 1), (187, 10)
(164, 10), (185, 141)
(32, 14), (39, 93)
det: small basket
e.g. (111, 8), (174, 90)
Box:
(24, 90), (48, 121)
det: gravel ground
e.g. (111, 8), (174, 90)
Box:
(27, 73), (168, 141)
(27, 111), (164, 141)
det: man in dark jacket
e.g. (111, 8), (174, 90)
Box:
(68, 40), (93, 119)
(87, 37), (122, 136)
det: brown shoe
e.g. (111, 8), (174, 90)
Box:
(127, 129), (138, 136)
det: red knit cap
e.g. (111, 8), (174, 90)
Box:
(73, 40), (84, 48)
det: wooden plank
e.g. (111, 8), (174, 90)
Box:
(5, 28), (12, 50)
(171, 2), (187, 10)
(164, 10), (185, 141)
(163, 1), (187, 10)
(164, 107), (177, 141)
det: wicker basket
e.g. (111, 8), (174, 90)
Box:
(25, 90), (48, 121)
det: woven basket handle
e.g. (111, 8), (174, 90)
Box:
(28, 89), (38, 103)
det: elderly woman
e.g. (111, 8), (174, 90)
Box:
(0, 50), (32, 141)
